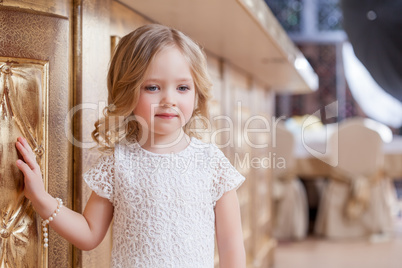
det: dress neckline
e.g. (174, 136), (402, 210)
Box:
(134, 137), (195, 157)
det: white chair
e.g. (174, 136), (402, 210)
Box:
(315, 118), (397, 239)
(272, 124), (308, 240)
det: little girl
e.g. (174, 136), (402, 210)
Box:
(16, 24), (246, 267)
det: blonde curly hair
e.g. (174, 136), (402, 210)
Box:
(92, 24), (212, 152)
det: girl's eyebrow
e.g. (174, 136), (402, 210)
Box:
(143, 78), (193, 83)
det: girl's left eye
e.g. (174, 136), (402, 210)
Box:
(177, 86), (190, 92)
(145, 86), (159, 92)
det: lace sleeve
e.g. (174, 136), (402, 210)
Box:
(211, 145), (245, 206)
(83, 154), (115, 203)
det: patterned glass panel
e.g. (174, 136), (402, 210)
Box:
(317, 0), (343, 31)
(265, 0), (343, 32)
(264, 0), (303, 32)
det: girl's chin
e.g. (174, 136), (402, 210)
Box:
(147, 127), (185, 136)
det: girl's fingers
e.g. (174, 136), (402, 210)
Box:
(16, 141), (38, 171)
(18, 137), (34, 153)
(16, 159), (35, 180)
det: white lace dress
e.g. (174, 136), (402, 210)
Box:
(83, 137), (245, 268)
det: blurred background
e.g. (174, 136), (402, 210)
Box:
(265, 1), (402, 267)
(268, 0), (402, 130)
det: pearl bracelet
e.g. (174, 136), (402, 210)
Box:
(41, 197), (63, 248)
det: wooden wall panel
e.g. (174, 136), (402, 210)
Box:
(250, 81), (276, 268)
(110, 1), (152, 37)
(225, 64), (255, 266)
(219, 63), (275, 267)
(74, 0), (113, 267)
(1, 0), (71, 17)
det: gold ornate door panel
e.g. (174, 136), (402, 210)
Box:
(0, 6), (71, 268)
(0, 58), (48, 268)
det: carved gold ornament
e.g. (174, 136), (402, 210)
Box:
(0, 58), (48, 268)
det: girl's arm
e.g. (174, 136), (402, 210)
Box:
(16, 137), (113, 251)
(215, 189), (246, 268)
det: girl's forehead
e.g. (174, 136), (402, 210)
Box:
(151, 45), (188, 63)
(143, 46), (194, 80)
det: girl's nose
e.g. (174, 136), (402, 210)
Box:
(160, 88), (177, 107)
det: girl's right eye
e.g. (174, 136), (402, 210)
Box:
(145, 85), (159, 92)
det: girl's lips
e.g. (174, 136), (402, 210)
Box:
(155, 113), (178, 119)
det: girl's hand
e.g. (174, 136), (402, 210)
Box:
(15, 136), (46, 202)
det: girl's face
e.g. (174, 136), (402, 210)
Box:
(134, 46), (196, 140)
